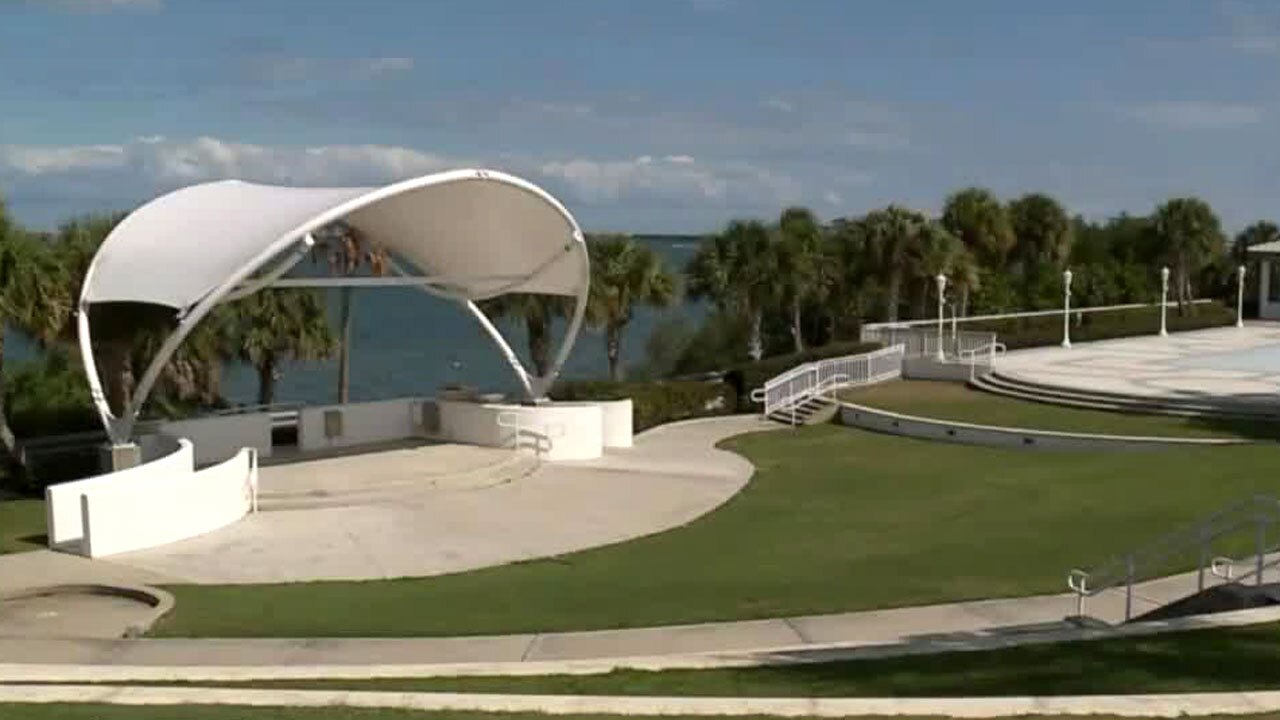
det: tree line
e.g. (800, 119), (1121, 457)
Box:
(0, 186), (1272, 472)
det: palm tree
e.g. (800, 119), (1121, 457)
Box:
(941, 187), (1015, 268)
(863, 205), (928, 322)
(1152, 197), (1226, 310)
(822, 216), (876, 339)
(687, 220), (776, 361)
(776, 206), (824, 352)
(477, 293), (565, 378)
(228, 289), (335, 405)
(1008, 193), (1073, 307)
(313, 222), (388, 404)
(586, 235), (677, 381)
(0, 198), (72, 474)
(941, 188), (1013, 315)
(1233, 221), (1280, 268)
(908, 221), (961, 317)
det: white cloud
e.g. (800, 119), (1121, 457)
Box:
(0, 137), (457, 186)
(538, 154), (800, 206)
(1122, 101), (1263, 130)
(38, 0), (163, 11)
(763, 98), (795, 113)
(822, 190), (844, 206)
(352, 57), (415, 77)
(844, 129), (910, 150)
(248, 55), (416, 85)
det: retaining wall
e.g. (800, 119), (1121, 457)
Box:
(79, 447), (257, 558)
(838, 401), (1251, 451)
(44, 439), (195, 549)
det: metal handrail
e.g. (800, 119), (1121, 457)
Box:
(1069, 494), (1280, 621)
(755, 345), (906, 418)
(862, 298), (1217, 332)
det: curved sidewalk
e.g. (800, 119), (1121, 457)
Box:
(0, 561), (1273, 682)
(6, 683), (1280, 718)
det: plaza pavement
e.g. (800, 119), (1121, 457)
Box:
(998, 323), (1280, 400)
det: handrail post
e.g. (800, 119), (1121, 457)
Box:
(1258, 514), (1266, 587)
(1124, 554), (1134, 622)
(1198, 525), (1207, 592)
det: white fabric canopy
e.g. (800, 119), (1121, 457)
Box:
(83, 169), (586, 311)
(79, 169), (589, 443)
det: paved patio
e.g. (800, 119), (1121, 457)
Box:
(997, 324), (1280, 401)
(65, 415), (776, 584)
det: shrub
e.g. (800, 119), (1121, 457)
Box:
(965, 302), (1234, 350)
(550, 379), (735, 431)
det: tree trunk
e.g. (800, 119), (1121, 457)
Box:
(100, 344), (133, 416)
(961, 286), (970, 317)
(0, 328), (27, 482)
(748, 307), (763, 362)
(885, 272), (902, 323)
(605, 324), (623, 381)
(791, 295), (804, 354)
(337, 286), (353, 403)
(257, 353), (276, 406)
(527, 313), (551, 378)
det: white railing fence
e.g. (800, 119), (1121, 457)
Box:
(861, 299), (1217, 335)
(751, 345), (905, 417)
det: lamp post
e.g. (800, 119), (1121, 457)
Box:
(1159, 266), (1170, 338)
(1061, 269), (1073, 349)
(1237, 264), (1247, 328)
(935, 274), (947, 360)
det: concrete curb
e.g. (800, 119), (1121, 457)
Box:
(1, 603), (1277, 683)
(5, 683), (1280, 717)
(837, 400), (1254, 451)
(0, 583), (174, 638)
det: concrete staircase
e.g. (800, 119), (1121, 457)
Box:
(766, 395), (840, 426)
(970, 371), (1280, 421)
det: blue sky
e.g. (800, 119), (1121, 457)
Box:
(1, 0), (1277, 233)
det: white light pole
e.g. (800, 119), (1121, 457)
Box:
(1061, 269), (1073, 349)
(1237, 264), (1247, 328)
(1159, 266), (1170, 337)
(935, 274), (947, 360)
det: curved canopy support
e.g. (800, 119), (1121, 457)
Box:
(78, 169), (590, 444)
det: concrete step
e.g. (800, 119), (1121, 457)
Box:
(257, 450), (540, 510)
(972, 371), (1280, 421)
(766, 396), (839, 426)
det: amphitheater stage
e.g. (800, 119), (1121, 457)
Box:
(995, 324), (1280, 402)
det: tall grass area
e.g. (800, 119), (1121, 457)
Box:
(154, 425), (1280, 637)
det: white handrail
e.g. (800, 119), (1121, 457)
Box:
(862, 299), (1217, 332)
(756, 345), (905, 417)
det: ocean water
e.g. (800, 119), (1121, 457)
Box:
(9, 238), (707, 407)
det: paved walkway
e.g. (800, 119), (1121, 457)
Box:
(7, 683), (1280, 718)
(64, 415), (775, 584)
(998, 324), (1280, 400)
(0, 560), (1266, 678)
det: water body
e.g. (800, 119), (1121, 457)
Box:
(9, 237), (707, 406)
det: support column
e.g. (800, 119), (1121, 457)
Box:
(1261, 260), (1273, 320)
(98, 442), (140, 472)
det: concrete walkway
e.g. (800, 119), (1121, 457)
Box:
(4, 415), (774, 585)
(0, 559), (1267, 679)
(9, 679), (1280, 717)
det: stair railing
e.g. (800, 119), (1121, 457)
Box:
(959, 341), (1008, 381)
(1069, 494), (1280, 622)
(753, 345), (905, 419)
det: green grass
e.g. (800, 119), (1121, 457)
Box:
(0, 498), (46, 554)
(153, 424), (1280, 638)
(214, 621), (1280, 697)
(841, 380), (1280, 439)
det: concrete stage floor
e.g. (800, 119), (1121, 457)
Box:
(996, 324), (1280, 401)
(94, 415), (775, 584)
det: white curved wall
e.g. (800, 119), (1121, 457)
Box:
(160, 413), (273, 464)
(80, 447), (258, 558)
(599, 399), (633, 448)
(297, 398), (423, 451)
(437, 400), (605, 460)
(45, 439), (194, 548)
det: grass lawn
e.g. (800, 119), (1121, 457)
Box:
(221, 621), (1280, 698)
(841, 380), (1280, 439)
(0, 498), (46, 554)
(154, 424), (1280, 638)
